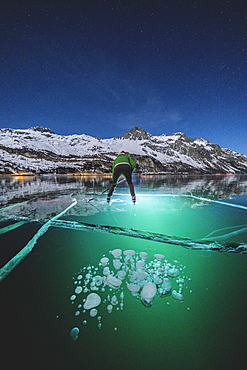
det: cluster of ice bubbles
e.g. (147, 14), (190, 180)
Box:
(69, 248), (191, 341)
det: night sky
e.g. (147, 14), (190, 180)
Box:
(1, 0), (247, 154)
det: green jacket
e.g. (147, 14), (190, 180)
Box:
(112, 153), (136, 172)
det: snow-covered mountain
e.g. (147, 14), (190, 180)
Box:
(0, 126), (247, 174)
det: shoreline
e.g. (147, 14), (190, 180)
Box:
(0, 171), (241, 178)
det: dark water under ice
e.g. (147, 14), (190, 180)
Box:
(1, 174), (247, 370)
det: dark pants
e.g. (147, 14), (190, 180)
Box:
(108, 164), (135, 197)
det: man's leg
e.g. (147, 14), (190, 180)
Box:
(123, 166), (136, 201)
(107, 165), (123, 200)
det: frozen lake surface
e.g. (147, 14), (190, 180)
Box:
(1, 174), (247, 369)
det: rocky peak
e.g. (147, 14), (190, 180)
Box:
(172, 132), (192, 142)
(123, 126), (151, 140)
(30, 126), (55, 134)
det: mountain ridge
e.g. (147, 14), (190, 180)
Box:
(0, 126), (247, 174)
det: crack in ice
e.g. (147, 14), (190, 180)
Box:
(0, 195), (77, 282)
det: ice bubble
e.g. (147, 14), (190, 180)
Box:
(154, 253), (165, 260)
(141, 282), (157, 307)
(75, 286), (83, 294)
(106, 274), (122, 289)
(140, 252), (148, 259)
(113, 259), (122, 270)
(100, 257), (109, 266)
(75, 310), (80, 316)
(103, 266), (110, 276)
(178, 286), (183, 294)
(172, 289), (184, 301)
(111, 295), (118, 305)
(70, 327), (79, 340)
(90, 281), (98, 291)
(136, 260), (145, 269)
(168, 267), (180, 277)
(129, 271), (137, 282)
(164, 265), (170, 275)
(93, 275), (103, 286)
(153, 276), (162, 284)
(123, 249), (135, 256)
(117, 270), (126, 280)
(107, 304), (113, 313)
(127, 283), (140, 294)
(83, 293), (101, 310)
(82, 320), (87, 325)
(72, 249), (190, 315)
(162, 278), (172, 292)
(153, 261), (161, 268)
(136, 270), (148, 281)
(111, 248), (122, 258)
(90, 308), (98, 317)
